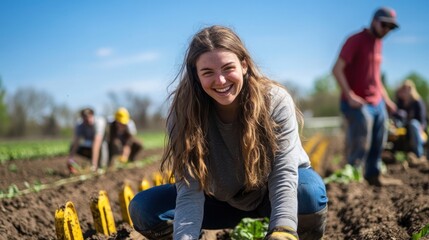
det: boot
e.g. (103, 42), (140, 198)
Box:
(407, 152), (427, 168)
(365, 175), (402, 187)
(139, 220), (173, 240)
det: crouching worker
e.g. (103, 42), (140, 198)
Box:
(68, 107), (108, 174)
(395, 80), (428, 165)
(108, 107), (143, 164)
(129, 25), (328, 240)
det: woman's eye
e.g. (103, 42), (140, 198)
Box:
(202, 71), (213, 77)
(224, 66), (235, 72)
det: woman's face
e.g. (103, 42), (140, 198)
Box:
(196, 49), (247, 108)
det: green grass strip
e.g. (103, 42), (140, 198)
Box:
(0, 131), (166, 164)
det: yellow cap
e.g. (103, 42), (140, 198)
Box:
(115, 107), (130, 125)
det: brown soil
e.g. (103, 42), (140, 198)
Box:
(1, 137), (429, 240)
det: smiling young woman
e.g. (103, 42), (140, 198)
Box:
(129, 25), (328, 240)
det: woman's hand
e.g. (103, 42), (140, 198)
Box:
(264, 226), (299, 240)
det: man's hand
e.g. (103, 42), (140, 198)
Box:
(347, 92), (366, 109)
(264, 226), (299, 240)
(385, 98), (397, 114)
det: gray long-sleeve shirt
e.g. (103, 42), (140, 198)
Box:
(173, 85), (311, 240)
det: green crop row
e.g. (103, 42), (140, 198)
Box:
(0, 139), (70, 164)
(0, 131), (166, 164)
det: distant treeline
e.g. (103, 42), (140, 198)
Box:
(0, 71), (427, 138)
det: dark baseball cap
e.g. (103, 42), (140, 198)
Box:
(373, 7), (399, 29)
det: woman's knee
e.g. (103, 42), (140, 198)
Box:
(297, 168), (328, 214)
(129, 191), (152, 231)
(129, 184), (176, 231)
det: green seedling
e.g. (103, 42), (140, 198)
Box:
(32, 180), (43, 192)
(24, 180), (43, 193)
(0, 184), (20, 198)
(8, 163), (17, 172)
(412, 223), (429, 240)
(331, 154), (342, 165)
(44, 168), (55, 175)
(230, 217), (269, 240)
(394, 151), (407, 163)
(323, 164), (363, 184)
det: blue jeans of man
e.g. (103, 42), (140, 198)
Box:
(340, 100), (387, 179)
(408, 119), (426, 157)
(129, 168), (328, 238)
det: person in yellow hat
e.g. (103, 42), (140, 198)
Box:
(107, 107), (143, 165)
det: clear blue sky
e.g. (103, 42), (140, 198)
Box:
(1, 1), (428, 114)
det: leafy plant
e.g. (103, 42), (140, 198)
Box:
(412, 223), (429, 240)
(331, 154), (342, 165)
(25, 180), (43, 192)
(323, 164), (363, 184)
(31, 180), (43, 192)
(8, 163), (17, 172)
(44, 168), (55, 175)
(394, 151), (407, 163)
(0, 184), (20, 198)
(230, 217), (269, 240)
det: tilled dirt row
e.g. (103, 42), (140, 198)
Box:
(324, 163), (429, 240)
(0, 145), (429, 239)
(0, 161), (160, 240)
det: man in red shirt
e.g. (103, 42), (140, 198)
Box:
(332, 7), (400, 186)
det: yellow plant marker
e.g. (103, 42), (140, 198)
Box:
(54, 201), (84, 240)
(90, 190), (116, 236)
(119, 182), (135, 226)
(396, 127), (407, 136)
(310, 138), (329, 174)
(153, 172), (164, 186)
(303, 133), (323, 155)
(139, 178), (151, 191)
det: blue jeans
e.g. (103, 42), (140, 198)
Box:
(129, 168), (327, 234)
(340, 100), (387, 179)
(408, 119), (426, 157)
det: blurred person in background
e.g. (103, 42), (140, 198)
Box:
(129, 25), (328, 240)
(332, 7), (401, 186)
(68, 107), (108, 174)
(107, 107), (143, 165)
(395, 80), (427, 165)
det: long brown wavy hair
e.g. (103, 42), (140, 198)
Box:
(161, 25), (302, 193)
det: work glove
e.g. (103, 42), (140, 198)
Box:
(67, 158), (80, 174)
(264, 226), (299, 240)
(90, 165), (97, 172)
(118, 155), (128, 163)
